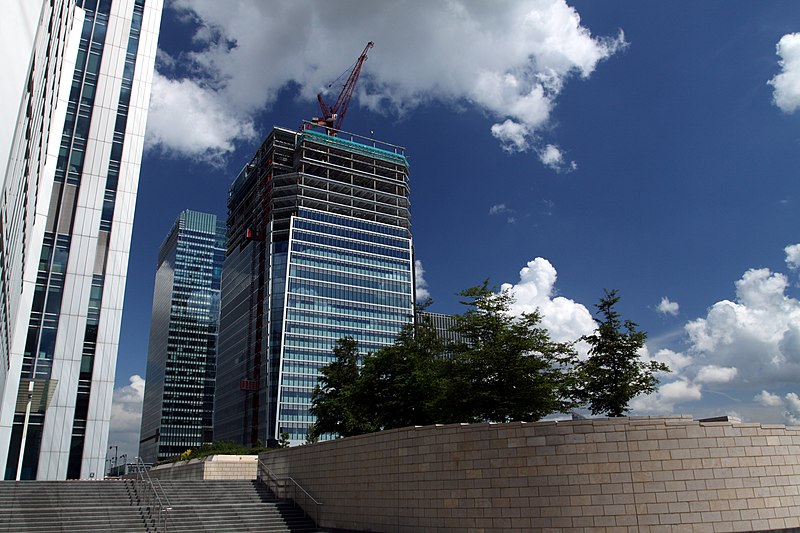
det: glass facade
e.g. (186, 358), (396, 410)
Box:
(278, 208), (413, 440)
(138, 211), (225, 464)
(216, 126), (414, 446)
(0, 0), (163, 479)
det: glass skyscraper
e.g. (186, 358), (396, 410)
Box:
(0, 0), (162, 479)
(215, 126), (414, 446)
(138, 210), (225, 464)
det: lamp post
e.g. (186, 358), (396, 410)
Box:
(109, 445), (118, 473)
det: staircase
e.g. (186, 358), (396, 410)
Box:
(0, 480), (147, 532)
(0, 479), (325, 533)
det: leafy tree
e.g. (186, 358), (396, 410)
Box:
(278, 432), (290, 448)
(309, 337), (374, 439)
(449, 283), (578, 423)
(357, 320), (449, 430)
(577, 289), (670, 417)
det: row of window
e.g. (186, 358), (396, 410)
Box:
(288, 280), (412, 309)
(289, 253), (410, 282)
(293, 219), (410, 251)
(297, 208), (409, 239)
(286, 296), (412, 323)
(288, 265), (411, 295)
(285, 309), (407, 335)
(291, 242), (409, 271)
(293, 231), (410, 261)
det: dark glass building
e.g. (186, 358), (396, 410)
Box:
(215, 125), (414, 446)
(138, 210), (225, 464)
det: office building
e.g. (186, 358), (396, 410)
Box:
(215, 125), (414, 446)
(0, 0), (162, 479)
(416, 310), (461, 346)
(138, 210), (225, 464)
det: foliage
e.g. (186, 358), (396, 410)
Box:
(310, 282), (581, 437)
(357, 320), (450, 429)
(309, 337), (375, 439)
(448, 283), (579, 423)
(169, 440), (270, 463)
(576, 289), (670, 417)
(278, 432), (290, 448)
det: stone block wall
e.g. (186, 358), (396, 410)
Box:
(260, 416), (800, 532)
(147, 454), (257, 480)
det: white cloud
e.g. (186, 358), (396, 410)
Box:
(785, 243), (800, 270)
(414, 259), (431, 302)
(491, 120), (531, 152)
(145, 73), (257, 164)
(785, 392), (800, 424)
(769, 33), (800, 114)
(537, 144), (577, 172)
(151, 0), (625, 162)
(499, 257), (595, 344)
(695, 365), (738, 384)
(630, 379), (702, 414)
(488, 203), (517, 223)
(656, 296), (680, 316)
(108, 375), (145, 461)
(489, 203), (511, 216)
(651, 348), (693, 372)
(754, 390), (782, 407)
(683, 268), (800, 386)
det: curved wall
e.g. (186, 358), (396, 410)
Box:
(261, 416), (800, 532)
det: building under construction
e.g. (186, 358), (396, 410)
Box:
(214, 124), (414, 445)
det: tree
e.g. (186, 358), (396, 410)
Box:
(577, 289), (670, 417)
(309, 337), (375, 439)
(357, 319), (450, 430)
(449, 283), (578, 423)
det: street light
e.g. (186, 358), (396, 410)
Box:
(109, 445), (118, 470)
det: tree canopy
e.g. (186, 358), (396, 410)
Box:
(310, 283), (581, 438)
(576, 289), (670, 417)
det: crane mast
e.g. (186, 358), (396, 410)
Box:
(311, 41), (374, 134)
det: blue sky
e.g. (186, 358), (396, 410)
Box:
(110, 1), (800, 455)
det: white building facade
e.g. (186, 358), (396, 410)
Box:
(0, 0), (162, 480)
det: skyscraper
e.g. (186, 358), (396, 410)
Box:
(138, 210), (225, 464)
(215, 125), (414, 446)
(0, 0), (162, 479)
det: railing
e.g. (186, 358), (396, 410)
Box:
(133, 457), (172, 533)
(257, 458), (322, 526)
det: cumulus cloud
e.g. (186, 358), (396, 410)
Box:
(537, 144), (577, 172)
(656, 296), (680, 316)
(683, 268), (800, 386)
(499, 257), (595, 344)
(695, 365), (738, 384)
(754, 390), (782, 407)
(785, 243), (800, 270)
(414, 259), (430, 302)
(785, 392), (800, 424)
(769, 33), (800, 113)
(145, 73), (257, 164)
(108, 375), (145, 460)
(630, 378), (702, 414)
(151, 0), (625, 162)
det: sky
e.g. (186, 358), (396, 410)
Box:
(109, 0), (800, 458)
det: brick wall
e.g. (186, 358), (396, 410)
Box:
(260, 416), (800, 532)
(147, 455), (257, 480)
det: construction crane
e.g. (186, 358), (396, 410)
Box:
(311, 41), (374, 134)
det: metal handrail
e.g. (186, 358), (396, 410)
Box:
(133, 457), (171, 532)
(257, 458), (322, 525)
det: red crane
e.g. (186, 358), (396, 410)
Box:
(312, 41), (374, 133)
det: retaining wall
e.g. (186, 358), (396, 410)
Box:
(147, 454), (257, 480)
(260, 416), (800, 532)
